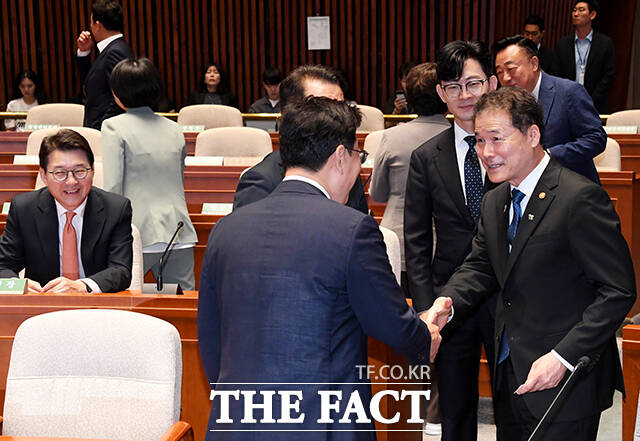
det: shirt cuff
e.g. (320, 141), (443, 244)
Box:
(77, 49), (90, 57)
(551, 349), (575, 372)
(81, 278), (101, 293)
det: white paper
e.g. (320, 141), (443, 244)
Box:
(307, 16), (331, 50)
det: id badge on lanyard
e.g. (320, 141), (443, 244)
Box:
(578, 66), (585, 85)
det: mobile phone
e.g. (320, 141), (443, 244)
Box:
(395, 90), (405, 100)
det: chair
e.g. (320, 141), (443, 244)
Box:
(177, 104), (243, 129)
(25, 103), (85, 127)
(379, 225), (401, 284)
(130, 224), (144, 291)
(195, 127), (272, 157)
(27, 127), (102, 157)
(606, 109), (640, 131)
(594, 137), (621, 171)
(35, 161), (103, 189)
(363, 129), (385, 159)
(356, 105), (385, 132)
(2, 309), (191, 441)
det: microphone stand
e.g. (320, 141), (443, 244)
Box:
(143, 221), (184, 295)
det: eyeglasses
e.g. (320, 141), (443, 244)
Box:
(349, 147), (369, 164)
(441, 79), (488, 99)
(48, 167), (92, 182)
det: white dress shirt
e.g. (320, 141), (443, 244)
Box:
(282, 175), (331, 199)
(454, 122), (486, 203)
(77, 33), (123, 57)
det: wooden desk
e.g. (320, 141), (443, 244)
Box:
(610, 134), (640, 176)
(0, 437), (115, 441)
(623, 324), (640, 441)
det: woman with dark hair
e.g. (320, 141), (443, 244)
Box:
(5, 70), (46, 130)
(187, 62), (238, 108)
(102, 57), (198, 290)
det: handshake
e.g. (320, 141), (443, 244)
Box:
(419, 297), (453, 362)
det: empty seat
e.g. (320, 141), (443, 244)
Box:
(195, 126), (272, 157)
(356, 105), (385, 132)
(178, 104), (243, 129)
(606, 110), (640, 131)
(594, 137), (621, 172)
(25, 103), (85, 127)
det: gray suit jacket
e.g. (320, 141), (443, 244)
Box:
(370, 115), (450, 269)
(102, 107), (197, 248)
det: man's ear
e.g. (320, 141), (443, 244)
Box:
(488, 75), (498, 91)
(436, 84), (448, 104)
(333, 145), (347, 173)
(528, 124), (541, 147)
(39, 167), (47, 184)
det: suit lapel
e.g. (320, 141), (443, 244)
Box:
(81, 189), (105, 269)
(35, 189), (60, 272)
(493, 185), (511, 285)
(538, 73), (555, 126)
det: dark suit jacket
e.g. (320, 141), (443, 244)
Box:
(404, 127), (496, 312)
(76, 38), (135, 130)
(187, 90), (238, 108)
(232, 149), (369, 213)
(0, 187), (133, 292)
(555, 32), (616, 114)
(539, 71), (606, 183)
(441, 158), (636, 421)
(198, 180), (429, 440)
(537, 45), (557, 75)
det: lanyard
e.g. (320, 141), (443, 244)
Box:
(576, 40), (590, 70)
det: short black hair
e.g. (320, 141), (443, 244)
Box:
(110, 58), (162, 108)
(574, 0), (599, 13)
(279, 96), (362, 172)
(279, 65), (342, 108)
(436, 40), (493, 83)
(92, 0), (123, 32)
(398, 61), (416, 79)
(262, 67), (282, 85)
(473, 86), (545, 141)
(494, 35), (539, 59)
(197, 62), (230, 94)
(13, 69), (47, 102)
(524, 14), (545, 31)
(405, 63), (447, 116)
(39, 129), (95, 170)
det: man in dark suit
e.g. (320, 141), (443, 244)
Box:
(404, 40), (498, 441)
(0, 129), (132, 293)
(75, 0), (134, 129)
(233, 65), (368, 214)
(198, 97), (451, 440)
(441, 86), (635, 440)
(494, 35), (606, 183)
(554, 0), (615, 114)
(523, 14), (557, 75)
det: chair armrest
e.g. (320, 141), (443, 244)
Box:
(157, 421), (193, 441)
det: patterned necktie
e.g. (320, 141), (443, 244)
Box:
(62, 211), (79, 280)
(507, 189), (525, 246)
(463, 135), (483, 222)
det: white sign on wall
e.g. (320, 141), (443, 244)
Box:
(307, 16), (331, 50)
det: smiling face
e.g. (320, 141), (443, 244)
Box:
(495, 44), (540, 93)
(204, 65), (221, 91)
(40, 149), (94, 211)
(474, 109), (543, 187)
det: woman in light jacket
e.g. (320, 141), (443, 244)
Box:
(102, 58), (198, 290)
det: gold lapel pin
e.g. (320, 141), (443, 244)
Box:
(539, 192), (546, 199)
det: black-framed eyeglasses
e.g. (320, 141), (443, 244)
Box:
(441, 79), (488, 99)
(48, 167), (92, 182)
(349, 147), (370, 164)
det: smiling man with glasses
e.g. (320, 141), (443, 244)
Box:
(0, 128), (133, 293)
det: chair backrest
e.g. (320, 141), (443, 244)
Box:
(594, 137), (621, 171)
(25, 103), (85, 127)
(35, 161), (103, 189)
(195, 126), (273, 157)
(177, 104), (243, 129)
(27, 127), (102, 157)
(130, 224), (144, 291)
(356, 105), (385, 132)
(379, 225), (401, 284)
(3, 309), (182, 441)
(363, 130), (385, 159)
(606, 109), (640, 130)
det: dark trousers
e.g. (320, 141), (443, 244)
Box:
(495, 358), (600, 441)
(435, 302), (495, 441)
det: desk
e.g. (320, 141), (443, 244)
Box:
(623, 325), (640, 441)
(0, 437), (115, 441)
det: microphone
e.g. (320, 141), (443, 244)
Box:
(143, 222), (185, 295)
(157, 221), (184, 292)
(526, 355), (592, 441)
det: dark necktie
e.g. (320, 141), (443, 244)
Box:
(463, 135), (483, 221)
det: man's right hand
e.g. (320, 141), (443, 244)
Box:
(26, 278), (43, 293)
(77, 31), (93, 52)
(419, 297), (453, 362)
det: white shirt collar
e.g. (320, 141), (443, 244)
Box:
(531, 72), (542, 99)
(575, 29), (594, 43)
(282, 175), (331, 199)
(510, 152), (551, 198)
(454, 121), (474, 148)
(97, 33), (123, 53)
(54, 197), (88, 219)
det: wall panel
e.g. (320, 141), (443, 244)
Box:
(0, 0), (632, 114)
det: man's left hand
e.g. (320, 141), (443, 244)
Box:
(515, 352), (567, 395)
(43, 277), (88, 293)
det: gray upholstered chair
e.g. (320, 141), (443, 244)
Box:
(606, 109), (640, 131)
(25, 103), (85, 127)
(594, 137), (622, 172)
(1, 309), (191, 441)
(177, 104), (243, 129)
(356, 105), (385, 132)
(130, 224), (144, 291)
(27, 127), (102, 157)
(379, 225), (401, 284)
(195, 126), (272, 158)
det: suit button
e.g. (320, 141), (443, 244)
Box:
(505, 300), (512, 307)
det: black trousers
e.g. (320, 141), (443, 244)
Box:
(495, 358), (600, 441)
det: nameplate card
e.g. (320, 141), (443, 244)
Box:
(201, 203), (233, 215)
(0, 278), (27, 294)
(13, 155), (40, 165)
(2, 202), (10, 214)
(181, 125), (205, 132)
(25, 124), (60, 131)
(604, 125), (638, 134)
(185, 156), (224, 166)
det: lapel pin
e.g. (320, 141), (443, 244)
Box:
(528, 213), (534, 221)
(539, 192), (546, 199)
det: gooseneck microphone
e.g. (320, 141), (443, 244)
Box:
(157, 221), (184, 292)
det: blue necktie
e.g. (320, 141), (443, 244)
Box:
(498, 188), (526, 364)
(463, 135), (483, 222)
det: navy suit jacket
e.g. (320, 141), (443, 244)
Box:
(198, 180), (429, 440)
(538, 71), (606, 183)
(76, 38), (134, 129)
